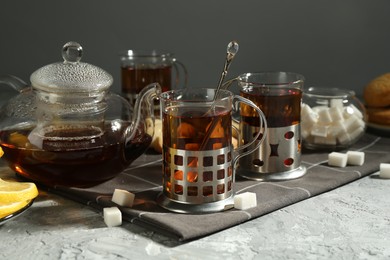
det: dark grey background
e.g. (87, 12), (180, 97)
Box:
(1, 0), (389, 96)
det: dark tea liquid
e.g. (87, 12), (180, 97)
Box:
(162, 105), (232, 151)
(162, 105), (232, 195)
(240, 87), (302, 127)
(121, 66), (172, 94)
(0, 123), (151, 187)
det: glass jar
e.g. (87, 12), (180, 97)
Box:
(301, 87), (367, 151)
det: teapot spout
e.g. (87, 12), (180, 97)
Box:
(125, 83), (162, 145)
(0, 75), (28, 92)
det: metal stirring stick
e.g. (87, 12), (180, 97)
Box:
(213, 41), (239, 102)
(200, 41), (239, 150)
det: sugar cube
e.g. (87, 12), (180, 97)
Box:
(343, 115), (363, 132)
(301, 104), (318, 124)
(234, 192), (257, 210)
(349, 126), (364, 140)
(379, 163), (390, 179)
(344, 104), (364, 119)
(330, 98), (344, 108)
(337, 131), (351, 145)
(112, 189), (135, 207)
(301, 128), (310, 139)
(328, 152), (348, 167)
(312, 106), (328, 113)
(103, 207), (122, 227)
(330, 120), (346, 137)
(346, 151), (365, 166)
(311, 125), (328, 137)
(301, 103), (312, 117)
(328, 107), (344, 121)
(317, 109), (333, 124)
(351, 104), (364, 119)
(301, 102), (366, 148)
(314, 135), (337, 145)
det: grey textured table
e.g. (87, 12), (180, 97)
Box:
(1, 161), (389, 259)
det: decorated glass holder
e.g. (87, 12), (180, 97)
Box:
(156, 88), (267, 213)
(232, 72), (307, 181)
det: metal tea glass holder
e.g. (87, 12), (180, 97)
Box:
(157, 146), (235, 213)
(157, 88), (267, 214)
(229, 72), (307, 181)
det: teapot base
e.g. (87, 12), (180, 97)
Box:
(0, 126), (152, 188)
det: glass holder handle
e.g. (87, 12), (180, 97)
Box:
(232, 95), (268, 167)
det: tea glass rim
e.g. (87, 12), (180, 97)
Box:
(304, 87), (356, 99)
(237, 71), (305, 89)
(119, 49), (174, 59)
(159, 88), (234, 105)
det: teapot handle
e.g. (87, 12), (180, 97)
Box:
(125, 82), (162, 144)
(172, 59), (188, 89)
(0, 75), (28, 93)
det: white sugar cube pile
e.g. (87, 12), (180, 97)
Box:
(103, 207), (122, 227)
(301, 101), (365, 146)
(234, 192), (257, 210)
(328, 151), (365, 167)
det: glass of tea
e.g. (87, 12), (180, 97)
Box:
(120, 50), (187, 108)
(157, 88), (267, 213)
(236, 72), (307, 181)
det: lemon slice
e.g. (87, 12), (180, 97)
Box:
(0, 178), (39, 204)
(0, 147), (3, 157)
(0, 200), (30, 219)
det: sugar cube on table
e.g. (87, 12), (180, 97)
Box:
(379, 163), (390, 179)
(103, 207), (122, 227)
(234, 192), (257, 210)
(346, 151), (365, 166)
(328, 152), (348, 167)
(112, 189), (135, 207)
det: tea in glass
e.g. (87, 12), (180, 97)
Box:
(120, 50), (187, 107)
(157, 88), (266, 213)
(237, 72), (307, 181)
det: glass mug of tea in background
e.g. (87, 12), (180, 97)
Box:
(157, 88), (267, 213)
(120, 50), (187, 108)
(236, 72), (307, 181)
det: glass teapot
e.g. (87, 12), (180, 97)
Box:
(0, 42), (161, 187)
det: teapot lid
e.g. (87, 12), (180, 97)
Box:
(30, 42), (113, 93)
